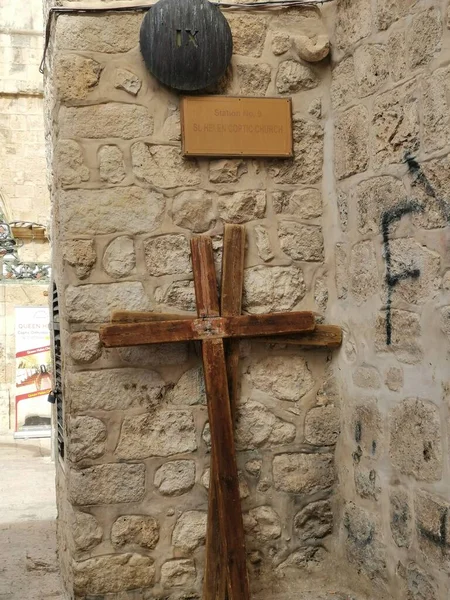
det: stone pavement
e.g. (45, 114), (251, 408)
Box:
(0, 435), (64, 600)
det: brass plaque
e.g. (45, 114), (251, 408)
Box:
(181, 96), (293, 157)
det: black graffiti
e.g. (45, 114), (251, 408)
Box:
(405, 152), (450, 222)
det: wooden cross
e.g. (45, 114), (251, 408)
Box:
(100, 225), (342, 600)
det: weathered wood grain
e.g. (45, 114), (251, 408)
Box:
(262, 325), (343, 348)
(111, 310), (191, 323)
(191, 236), (220, 318)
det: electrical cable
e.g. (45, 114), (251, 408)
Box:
(40, 0), (334, 73)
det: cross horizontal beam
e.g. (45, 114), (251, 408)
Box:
(100, 311), (315, 348)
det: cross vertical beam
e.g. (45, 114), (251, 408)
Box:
(191, 235), (249, 600)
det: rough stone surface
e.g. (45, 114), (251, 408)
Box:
(72, 511), (103, 552)
(254, 225), (274, 261)
(65, 282), (150, 323)
(116, 410), (197, 459)
(273, 453), (335, 494)
(276, 60), (318, 94)
(294, 499), (333, 541)
(114, 68), (141, 95)
(209, 159), (247, 184)
(235, 400), (296, 449)
(111, 515), (160, 549)
(390, 398), (442, 481)
(388, 29), (407, 82)
(335, 0), (372, 48)
(172, 191), (216, 232)
(237, 64), (272, 96)
(375, 309), (423, 364)
(357, 176), (408, 235)
(166, 367), (205, 406)
(69, 331), (102, 364)
(56, 140), (90, 187)
(227, 14), (268, 57)
(60, 187), (165, 235)
(73, 553), (154, 595)
(154, 460), (196, 496)
(335, 105), (369, 179)
(352, 403), (382, 459)
(349, 241), (379, 304)
(407, 8), (442, 70)
(385, 367), (404, 392)
(354, 466), (381, 500)
(144, 234), (192, 277)
(155, 280), (196, 312)
(60, 104), (153, 139)
(172, 511), (207, 552)
(160, 559), (196, 588)
(68, 416), (107, 463)
(131, 143), (200, 188)
(102, 236), (135, 278)
(118, 342), (189, 368)
(304, 405), (340, 445)
(218, 191), (266, 223)
(69, 463), (146, 505)
(390, 488), (412, 548)
(244, 506), (281, 542)
(278, 221), (324, 261)
(249, 355), (314, 401)
(354, 45), (389, 97)
(98, 145), (126, 184)
(415, 490), (450, 560)
(273, 188), (322, 219)
(352, 366), (381, 390)
(331, 56), (356, 109)
(245, 459), (262, 478)
(54, 54), (102, 103)
(422, 67), (450, 152)
(272, 32), (291, 56)
(243, 265), (306, 313)
(63, 239), (96, 279)
(68, 368), (164, 412)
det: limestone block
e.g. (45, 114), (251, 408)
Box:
(243, 265), (306, 313)
(407, 8), (442, 70)
(385, 367), (403, 392)
(111, 515), (159, 549)
(54, 54), (102, 103)
(63, 239), (96, 279)
(202, 468), (249, 499)
(237, 64), (272, 96)
(343, 503), (387, 580)
(335, 0), (372, 49)
(119, 343), (189, 368)
(131, 143), (201, 188)
(235, 400), (296, 450)
(114, 68), (141, 96)
(376, 0), (415, 30)
(356, 176), (408, 235)
(167, 367), (206, 406)
(388, 30), (407, 82)
(278, 221), (324, 261)
(335, 105), (369, 180)
(244, 506), (281, 542)
(276, 546), (326, 572)
(304, 405), (340, 445)
(60, 104), (153, 139)
(71, 511), (103, 552)
(56, 140), (89, 187)
(249, 355), (314, 401)
(354, 466), (381, 500)
(331, 57), (356, 110)
(390, 398), (442, 481)
(116, 410), (197, 459)
(349, 241), (379, 304)
(354, 45), (389, 97)
(372, 82), (419, 168)
(352, 366), (381, 390)
(154, 460), (196, 496)
(375, 309), (422, 364)
(172, 511), (207, 552)
(273, 453), (335, 494)
(155, 280), (196, 312)
(272, 32), (291, 56)
(55, 14), (143, 53)
(172, 191), (216, 232)
(276, 60), (318, 94)
(254, 225), (274, 262)
(65, 282), (150, 323)
(415, 490), (450, 559)
(68, 416), (107, 463)
(389, 488), (412, 548)
(102, 236), (135, 279)
(441, 306), (450, 340)
(273, 189), (322, 219)
(352, 403), (382, 459)
(226, 14), (268, 57)
(294, 499), (333, 541)
(294, 31), (329, 63)
(73, 553), (154, 595)
(69, 463), (145, 505)
(410, 155), (450, 229)
(98, 145), (126, 184)
(162, 112), (181, 141)
(398, 563), (438, 600)
(218, 190), (265, 223)
(68, 368), (165, 412)
(209, 159), (247, 184)
(314, 277), (328, 314)
(161, 559), (196, 588)
(69, 331), (102, 364)
(388, 238), (440, 304)
(245, 459), (262, 478)
(443, 271), (450, 290)
(270, 117), (323, 184)
(144, 234), (191, 277)
(59, 187), (165, 235)
(422, 68), (450, 152)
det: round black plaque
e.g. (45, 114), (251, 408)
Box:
(140, 0), (233, 91)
